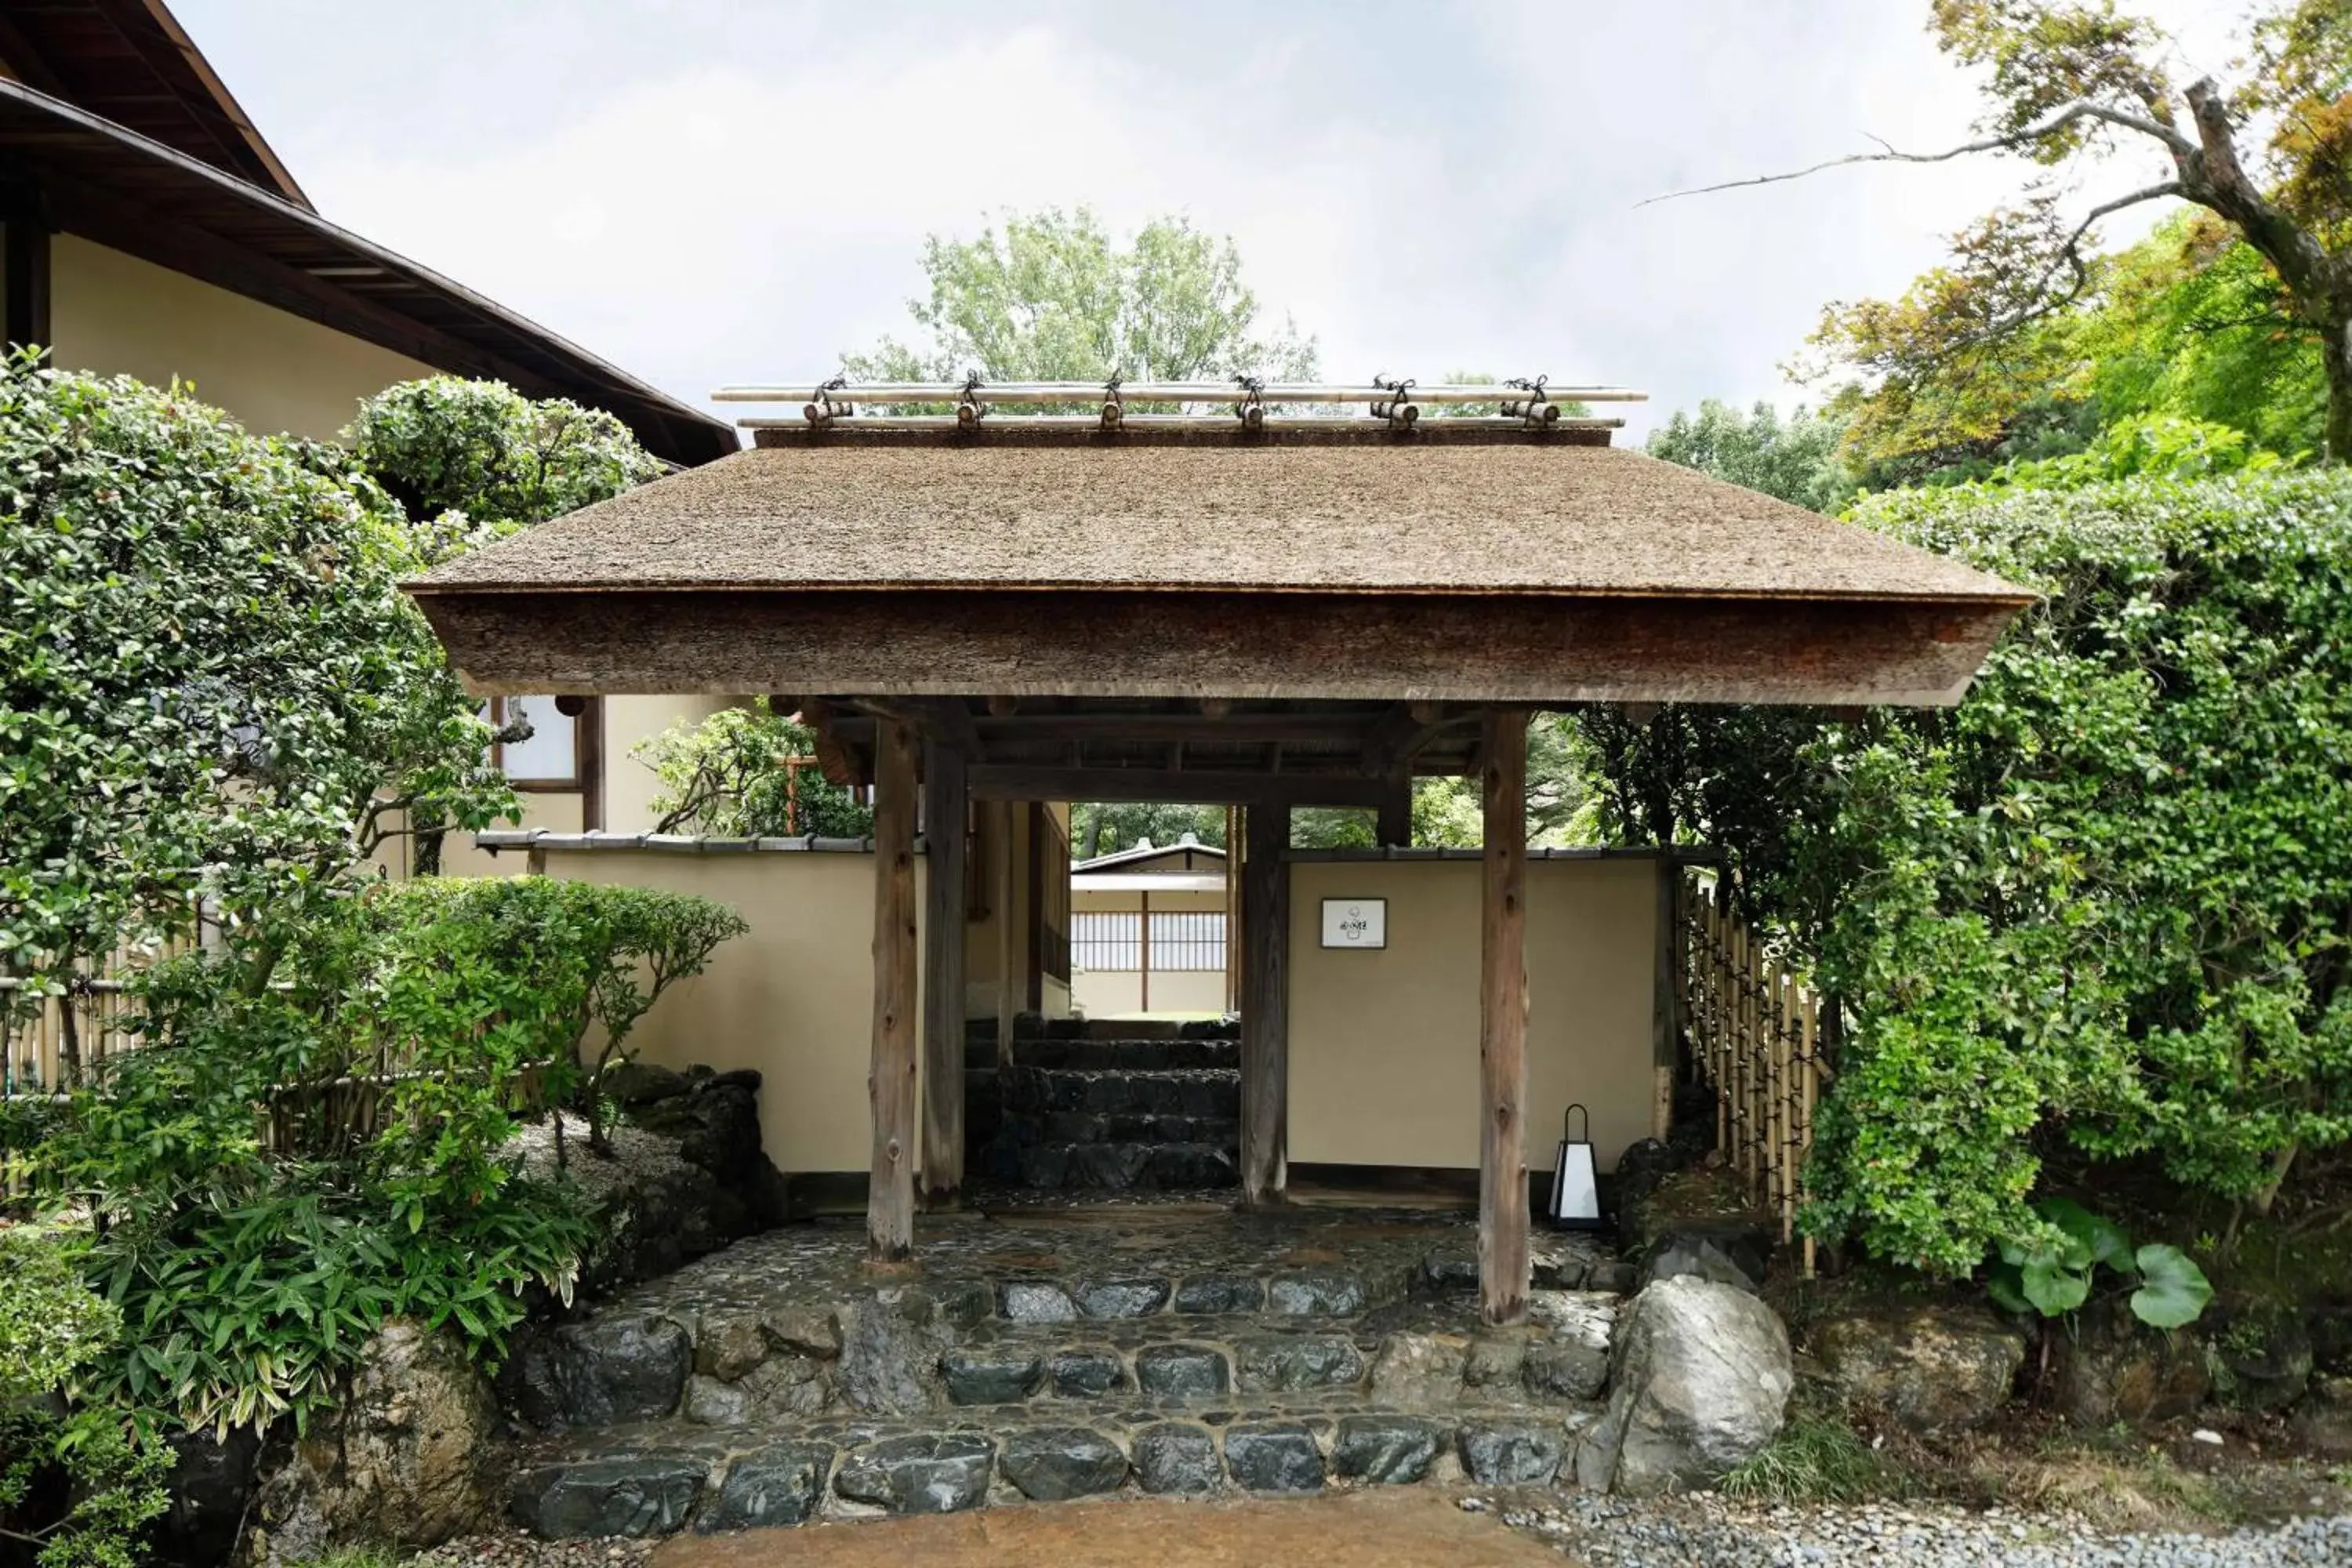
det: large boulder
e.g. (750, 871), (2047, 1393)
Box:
(2210, 1305), (2314, 1414)
(2048, 1298), (2209, 1427)
(1811, 1305), (2026, 1432)
(500, 1070), (784, 1298)
(2291, 1374), (2352, 1459)
(624, 1069), (788, 1227)
(147, 1428), (262, 1568)
(1574, 1276), (1792, 1497)
(248, 1320), (499, 1564)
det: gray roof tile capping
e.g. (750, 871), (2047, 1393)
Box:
(408, 441), (2028, 604)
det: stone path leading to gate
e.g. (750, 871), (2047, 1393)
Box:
(646, 1489), (1580, 1568)
(496, 1203), (1628, 1541)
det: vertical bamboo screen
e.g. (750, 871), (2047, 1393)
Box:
(2, 920), (215, 1096)
(1672, 873), (1832, 1272)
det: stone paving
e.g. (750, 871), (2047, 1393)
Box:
(499, 1202), (1627, 1540)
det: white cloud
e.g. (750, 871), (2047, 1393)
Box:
(179, 0), (2251, 442)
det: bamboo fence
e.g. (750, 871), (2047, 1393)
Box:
(1, 920), (212, 1095)
(1672, 873), (1834, 1275)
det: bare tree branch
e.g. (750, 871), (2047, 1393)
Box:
(1637, 98), (2198, 209)
(2045, 181), (2188, 299)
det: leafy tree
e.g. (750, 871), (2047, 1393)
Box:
(344, 376), (668, 874)
(1644, 400), (1857, 512)
(634, 699), (873, 840)
(0, 363), (517, 1071)
(26, 877), (738, 1439)
(1590, 466), (2352, 1272)
(843, 207), (1316, 391)
(1072, 804), (1226, 862)
(344, 377), (663, 528)
(1681, 2), (2352, 464)
(2077, 211), (2332, 459)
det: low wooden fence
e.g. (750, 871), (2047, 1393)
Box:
(1671, 873), (1834, 1272)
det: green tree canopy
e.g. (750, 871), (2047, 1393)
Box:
(345, 376), (664, 526)
(843, 207), (1316, 389)
(1730, 2), (2352, 466)
(1643, 400), (1857, 511)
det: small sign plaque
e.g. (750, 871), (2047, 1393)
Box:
(1319, 897), (1388, 949)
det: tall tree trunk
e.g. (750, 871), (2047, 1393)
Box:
(2325, 315), (2352, 467)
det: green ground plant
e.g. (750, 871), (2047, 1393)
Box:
(0, 1226), (167, 1568)
(18, 877), (741, 1439)
(1721, 1409), (1900, 1504)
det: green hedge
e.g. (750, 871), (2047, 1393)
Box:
(1594, 469), (2352, 1272)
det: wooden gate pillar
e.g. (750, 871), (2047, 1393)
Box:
(1376, 773), (1413, 848)
(866, 719), (919, 1263)
(1240, 802), (1290, 1206)
(920, 739), (968, 1205)
(1479, 707), (1530, 1325)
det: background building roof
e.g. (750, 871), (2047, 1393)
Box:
(0, 0), (308, 205)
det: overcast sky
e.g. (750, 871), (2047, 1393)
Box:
(178, 1), (2243, 441)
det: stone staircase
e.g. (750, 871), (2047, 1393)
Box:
(970, 1017), (1242, 1191)
(499, 1214), (1628, 1539)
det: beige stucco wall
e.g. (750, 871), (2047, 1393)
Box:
(1073, 969), (1226, 1018)
(49, 236), (438, 441)
(541, 848), (928, 1176)
(1288, 856), (1661, 1175)
(435, 794), (583, 880)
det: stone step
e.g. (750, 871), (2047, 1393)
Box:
(996, 1109), (1239, 1150)
(979, 1139), (1238, 1192)
(1006, 1037), (1243, 1071)
(999, 1065), (1241, 1119)
(937, 1310), (1610, 1410)
(510, 1396), (1597, 1537)
(966, 1014), (1240, 1045)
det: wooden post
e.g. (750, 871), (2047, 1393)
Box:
(1138, 889), (1152, 1013)
(920, 739), (967, 1206)
(1223, 805), (1242, 1014)
(1375, 773), (1412, 848)
(1240, 801), (1290, 1207)
(1479, 706), (1530, 1327)
(1731, 921), (1751, 1189)
(1651, 860), (1677, 1141)
(995, 801), (1016, 1068)
(866, 719), (919, 1264)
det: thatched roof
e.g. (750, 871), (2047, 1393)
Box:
(409, 434), (2025, 603)
(405, 429), (2032, 709)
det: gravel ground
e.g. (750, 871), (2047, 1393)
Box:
(1470, 1493), (2352, 1567)
(398, 1495), (2352, 1568)
(409, 1531), (654, 1568)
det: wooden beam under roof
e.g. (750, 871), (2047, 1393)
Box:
(967, 765), (1391, 809)
(418, 587), (2021, 709)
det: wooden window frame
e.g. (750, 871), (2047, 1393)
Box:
(491, 695), (603, 829)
